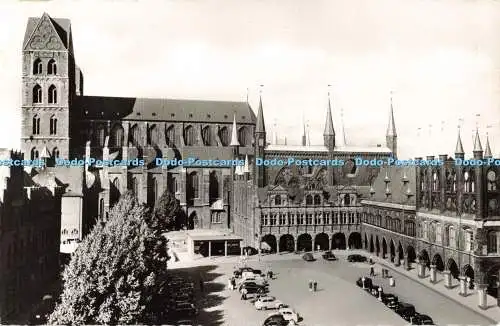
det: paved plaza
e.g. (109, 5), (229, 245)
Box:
(169, 251), (494, 326)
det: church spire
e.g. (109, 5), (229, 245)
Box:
(455, 126), (464, 155)
(386, 90), (398, 158)
(473, 128), (483, 152)
(302, 114), (307, 146)
(256, 85), (265, 134)
(323, 88), (335, 136)
(484, 132), (492, 158)
(386, 91), (397, 137)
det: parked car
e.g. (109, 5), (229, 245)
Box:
(347, 254), (367, 262)
(263, 313), (289, 326)
(253, 269), (264, 276)
(370, 284), (381, 296)
(356, 277), (372, 289)
(173, 302), (198, 317)
(278, 307), (300, 323)
(411, 313), (434, 325)
(234, 267), (254, 278)
(240, 275), (268, 286)
(381, 293), (398, 305)
(239, 281), (267, 292)
(255, 296), (285, 310)
(241, 286), (265, 300)
(395, 302), (416, 321)
(322, 251), (337, 261)
(302, 253), (315, 261)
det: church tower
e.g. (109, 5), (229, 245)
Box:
(386, 92), (398, 158)
(21, 13), (77, 161)
(254, 88), (266, 188)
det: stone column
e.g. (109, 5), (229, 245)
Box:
(277, 242), (280, 254)
(395, 250), (401, 267)
(477, 283), (488, 309)
(459, 276), (468, 296)
(328, 236), (332, 250)
(417, 262), (426, 278)
(208, 241), (212, 257)
(404, 254), (410, 270)
(312, 239), (315, 252)
(443, 270), (453, 288)
(224, 241), (228, 257)
(294, 239), (298, 252)
(430, 265), (437, 283)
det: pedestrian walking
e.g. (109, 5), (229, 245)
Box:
(313, 280), (318, 292)
(231, 277), (236, 290)
(308, 280), (313, 291)
(241, 288), (247, 300)
(269, 270), (273, 279)
(389, 276), (395, 287)
(370, 266), (375, 276)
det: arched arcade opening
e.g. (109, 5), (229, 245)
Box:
(297, 233), (312, 252)
(279, 234), (295, 252)
(332, 233), (346, 250)
(348, 232), (362, 249)
(315, 233), (329, 251)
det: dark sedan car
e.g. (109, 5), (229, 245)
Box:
(381, 293), (398, 305)
(263, 313), (289, 326)
(356, 277), (373, 289)
(302, 253), (315, 261)
(322, 251), (337, 261)
(395, 302), (416, 321)
(411, 313), (434, 325)
(347, 254), (367, 262)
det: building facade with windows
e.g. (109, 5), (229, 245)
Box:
(360, 130), (500, 309)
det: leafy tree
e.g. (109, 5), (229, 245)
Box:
(152, 190), (183, 231)
(49, 191), (170, 325)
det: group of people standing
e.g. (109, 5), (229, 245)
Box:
(308, 280), (318, 292)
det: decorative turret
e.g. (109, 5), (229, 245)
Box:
(455, 128), (464, 159)
(323, 87), (335, 150)
(386, 91), (398, 158)
(484, 133), (493, 159)
(230, 114), (240, 147)
(254, 86), (266, 187)
(473, 129), (483, 159)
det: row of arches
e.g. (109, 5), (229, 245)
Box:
(92, 123), (252, 148)
(33, 58), (57, 75)
(30, 147), (60, 160)
(32, 115), (57, 135)
(32, 84), (57, 104)
(261, 232), (362, 253)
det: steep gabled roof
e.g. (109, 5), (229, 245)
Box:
(23, 13), (70, 51)
(76, 96), (256, 124)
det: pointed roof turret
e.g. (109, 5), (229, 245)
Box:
(256, 86), (266, 133)
(455, 128), (464, 154)
(386, 91), (397, 137)
(230, 114), (240, 146)
(40, 146), (51, 159)
(323, 89), (335, 136)
(243, 155), (250, 173)
(473, 129), (483, 152)
(485, 133), (492, 158)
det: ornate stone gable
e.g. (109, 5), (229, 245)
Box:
(24, 14), (66, 51)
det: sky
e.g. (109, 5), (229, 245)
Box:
(1, 0), (500, 159)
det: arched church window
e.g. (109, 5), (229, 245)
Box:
(305, 195), (313, 205)
(238, 127), (247, 146)
(274, 195), (281, 206)
(184, 125), (195, 146)
(49, 115), (57, 135)
(47, 59), (57, 75)
(30, 148), (39, 160)
(33, 84), (42, 104)
(48, 85), (57, 104)
(202, 126), (211, 146)
(111, 124), (124, 148)
(166, 125), (175, 146)
(219, 127), (229, 146)
(32, 115), (40, 135)
(33, 58), (43, 75)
